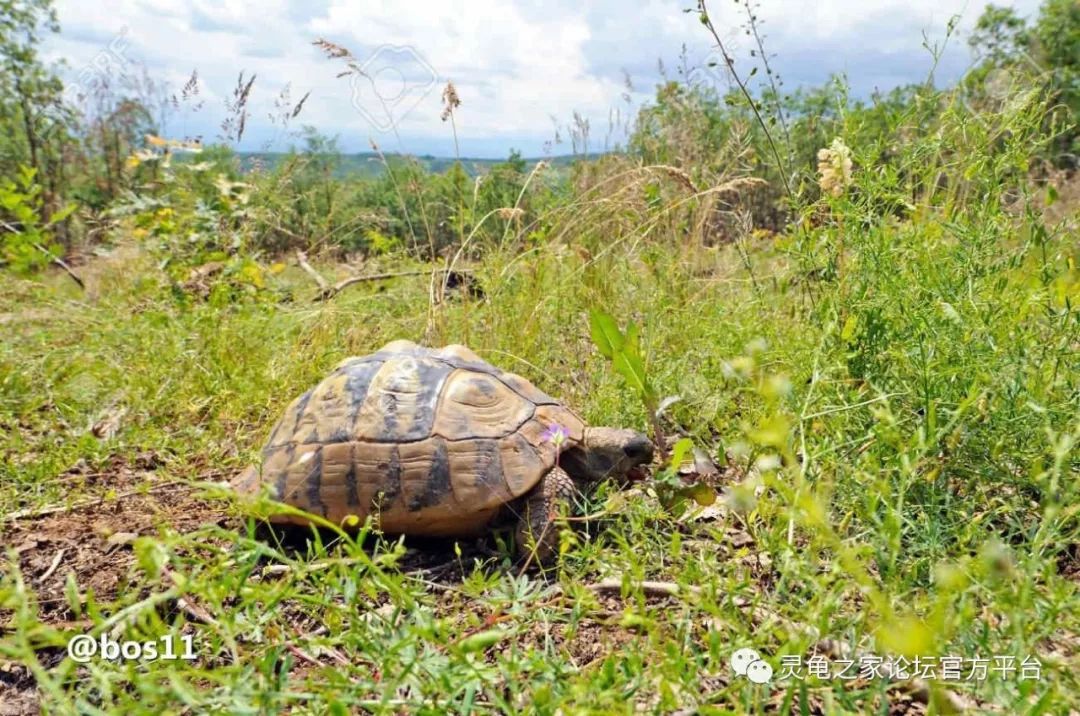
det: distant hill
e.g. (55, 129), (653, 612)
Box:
(234, 151), (602, 178)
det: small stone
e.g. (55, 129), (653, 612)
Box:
(729, 530), (754, 548)
(106, 532), (138, 545)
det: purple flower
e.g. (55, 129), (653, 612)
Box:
(541, 423), (569, 448)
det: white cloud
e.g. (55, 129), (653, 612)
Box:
(44, 0), (1042, 157)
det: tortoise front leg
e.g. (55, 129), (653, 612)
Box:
(516, 466), (576, 563)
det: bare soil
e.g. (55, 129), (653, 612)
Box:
(0, 456), (228, 713)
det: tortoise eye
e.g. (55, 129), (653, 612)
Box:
(622, 439), (653, 461)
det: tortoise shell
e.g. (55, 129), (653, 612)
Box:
(235, 340), (586, 536)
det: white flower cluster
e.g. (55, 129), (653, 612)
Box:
(817, 138), (854, 197)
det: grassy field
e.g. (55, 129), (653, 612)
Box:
(1, 4), (1079, 707)
(1, 145), (1077, 713)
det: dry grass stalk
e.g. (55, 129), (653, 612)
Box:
(440, 81), (461, 122)
(221, 71), (256, 144)
(496, 207), (525, 221)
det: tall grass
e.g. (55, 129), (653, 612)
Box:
(1, 50), (1077, 713)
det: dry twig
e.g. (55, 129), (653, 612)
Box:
(34, 242), (84, 289)
(163, 567), (221, 627)
(295, 250), (329, 291)
(39, 549), (66, 582)
(590, 578), (699, 597)
(314, 268), (474, 301)
(0, 220), (84, 289)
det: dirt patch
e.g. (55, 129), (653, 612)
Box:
(0, 454), (230, 712)
(3, 483), (227, 624)
(2, 451), (230, 621)
(0, 671), (44, 715)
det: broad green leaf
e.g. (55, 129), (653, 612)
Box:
(613, 350), (656, 407)
(682, 482), (717, 506)
(1045, 184), (1058, 205)
(589, 310), (624, 359)
(46, 202), (78, 226)
(668, 437), (694, 470)
(624, 321), (642, 355)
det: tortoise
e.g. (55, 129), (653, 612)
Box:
(233, 340), (654, 560)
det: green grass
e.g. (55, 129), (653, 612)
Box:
(1, 74), (1078, 715)
(1, 196), (1076, 713)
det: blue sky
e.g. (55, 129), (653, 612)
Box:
(44, 0), (1043, 158)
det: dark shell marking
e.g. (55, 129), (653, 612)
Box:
(244, 343), (585, 537)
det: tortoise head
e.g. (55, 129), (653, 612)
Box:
(559, 427), (654, 482)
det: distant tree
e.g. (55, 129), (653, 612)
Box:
(504, 149), (526, 174)
(475, 149), (527, 216)
(0, 0), (70, 222)
(1031, 0), (1080, 131)
(969, 5), (1031, 66)
(970, 1), (1080, 163)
